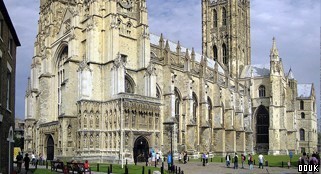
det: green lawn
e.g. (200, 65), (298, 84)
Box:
(33, 164), (168, 174)
(188, 154), (301, 167)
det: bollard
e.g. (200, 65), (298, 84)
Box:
(265, 160), (268, 167)
(142, 166), (145, 174)
(181, 171), (184, 174)
(125, 165), (129, 174)
(148, 169), (151, 174)
(126, 159), (128, 165)
(155, 160), (157, 167)
(282, 161), (284, 168)
(97, 163), (100, 172)
(175, 165), (178, 173)
(188, 157), (189, 161)
(221, 158), (223, 163)
(179, 167), (181, 174)
(107, 166), (110, 174)
(110, 164), (113, 173)
(35, 160), (38, 169)
(46, 160), (48, 169)
(162, 162), (164, 169)
(161, 166), (164, 174)
(211, 158), (212, 162)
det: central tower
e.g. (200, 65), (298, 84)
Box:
(202, 0), (251, 78)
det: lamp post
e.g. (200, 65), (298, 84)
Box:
(163, 117), (177, 172)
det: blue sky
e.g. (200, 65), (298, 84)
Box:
(4, 0), (320, 122)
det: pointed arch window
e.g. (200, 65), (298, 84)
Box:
(300, 100), (304, 110)
(222, 7), (227, 26)
(192, 92), (198, 122)
(213, 9), (218, 28)
(207, 97), (212, 122)
(301, 112), (305, 119)
(222, 43), (228, 65)
(300, 129), (305, 141)
(125, 75), (134, 93)
(57, 46), (68, 116)
(174, 88), (181, 143)
(213, 45), (218, 61)
(259, 85), (266, 98)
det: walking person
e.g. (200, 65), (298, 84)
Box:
(258, 153), (264, 169)
(23, 153), (31, 174)
(234, 153), (238, 169)
(202, 152), (206, 166)
(183, 151), (187, 164)
(241, 154), (245, 169)
(226, 153), (231, 168)
(16, 152), (23, 173)
(167, 153), (172, 171)
(248, 154), (253, 170)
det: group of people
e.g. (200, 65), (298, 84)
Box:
(147, 149), (162, 166)
(225, 153), (264, 170)
(299, 152), (320, 166)
(16, 152), (31, 173)
(178, 151), (188, 164)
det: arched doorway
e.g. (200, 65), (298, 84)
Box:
(256, 105), (269, 154)
(133, 136), (149, 163)
(47, 135), (54, 160)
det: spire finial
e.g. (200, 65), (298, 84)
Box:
(270, 37), (279, 60)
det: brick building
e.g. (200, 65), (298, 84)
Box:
(0, 1), (20, 173)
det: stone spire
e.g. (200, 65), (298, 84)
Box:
(287, 68), (295, 80)
(270, 37), (279, 61)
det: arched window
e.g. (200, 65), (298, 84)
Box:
(192, 92), (198, 122)
(300, 129), (305, 141)
(222, 7), (227, 26)
(259, 85), (266, 97)
(222, 43), (228, 65)
(57, 46), (68, 116)
(213, 45), (218, 61)
(301, 112), (305, 119)
(300, 100), (304, 110)
(208, 97), (212, 122)
(125, 75), (134, 93)
(213, 10), (218, 28)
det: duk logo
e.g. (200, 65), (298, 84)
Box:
(298, 165), (319, 172)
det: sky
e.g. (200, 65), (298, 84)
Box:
(3, 0), (320, 122)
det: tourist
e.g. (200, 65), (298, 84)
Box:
(84, 160), (90, 172)
(151, 150), (156, 166)
(258, 153), (264, 169)
(167, 153), (172, 171)
(202, 152), (206, 166)
(241, 154), (245, 169)
(234, 153), (238, 169)
(16, 152), (23, 173)
(156, 152), (160, 165)
(248, 154), (253, 170)
(31, 152), (36, 166)
(183, 151), (188, 164)
(300, 152), (309, 165)
(23, 153), (31, 174)
(225, 153), (231, 167)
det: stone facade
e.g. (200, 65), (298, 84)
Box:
(25, 0), (317, 162)
(0, 1), (20, 173)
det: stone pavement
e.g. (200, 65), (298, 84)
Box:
(14, 162), (301, 174)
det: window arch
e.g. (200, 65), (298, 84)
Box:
(207, 97), (212, 122)
(213, 9), (218, 28)
(300, 100), (304, 110)
(301, 112), (305, 119)
(222, 7), (227, 26)
(213, 45), (218, 61)
(125, 75), (135, 93)
(259, 85), (266, 97)
(57, 46), (68, 116)
(192, 92), (198, 122)
(222, 43), (228, 65)
(300, 129), (305, 141)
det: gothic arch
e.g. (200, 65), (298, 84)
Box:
(133, 136), (150, 163)
(46, 135), (55, 160)
(125, 74), (135, 93)
(53, 42), (69, 69)
(255, 105), (269, 154)
(192, 92), (198, 122)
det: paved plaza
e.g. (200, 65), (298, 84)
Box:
(16, 162), (301, 174)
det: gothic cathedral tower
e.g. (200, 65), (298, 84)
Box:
(202, 0), (250, 78)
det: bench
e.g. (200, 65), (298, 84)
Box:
(66, 162), (91, 174)
(51, 161), (64, 172)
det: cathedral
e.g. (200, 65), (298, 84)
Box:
(24, 0), (317, 162)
